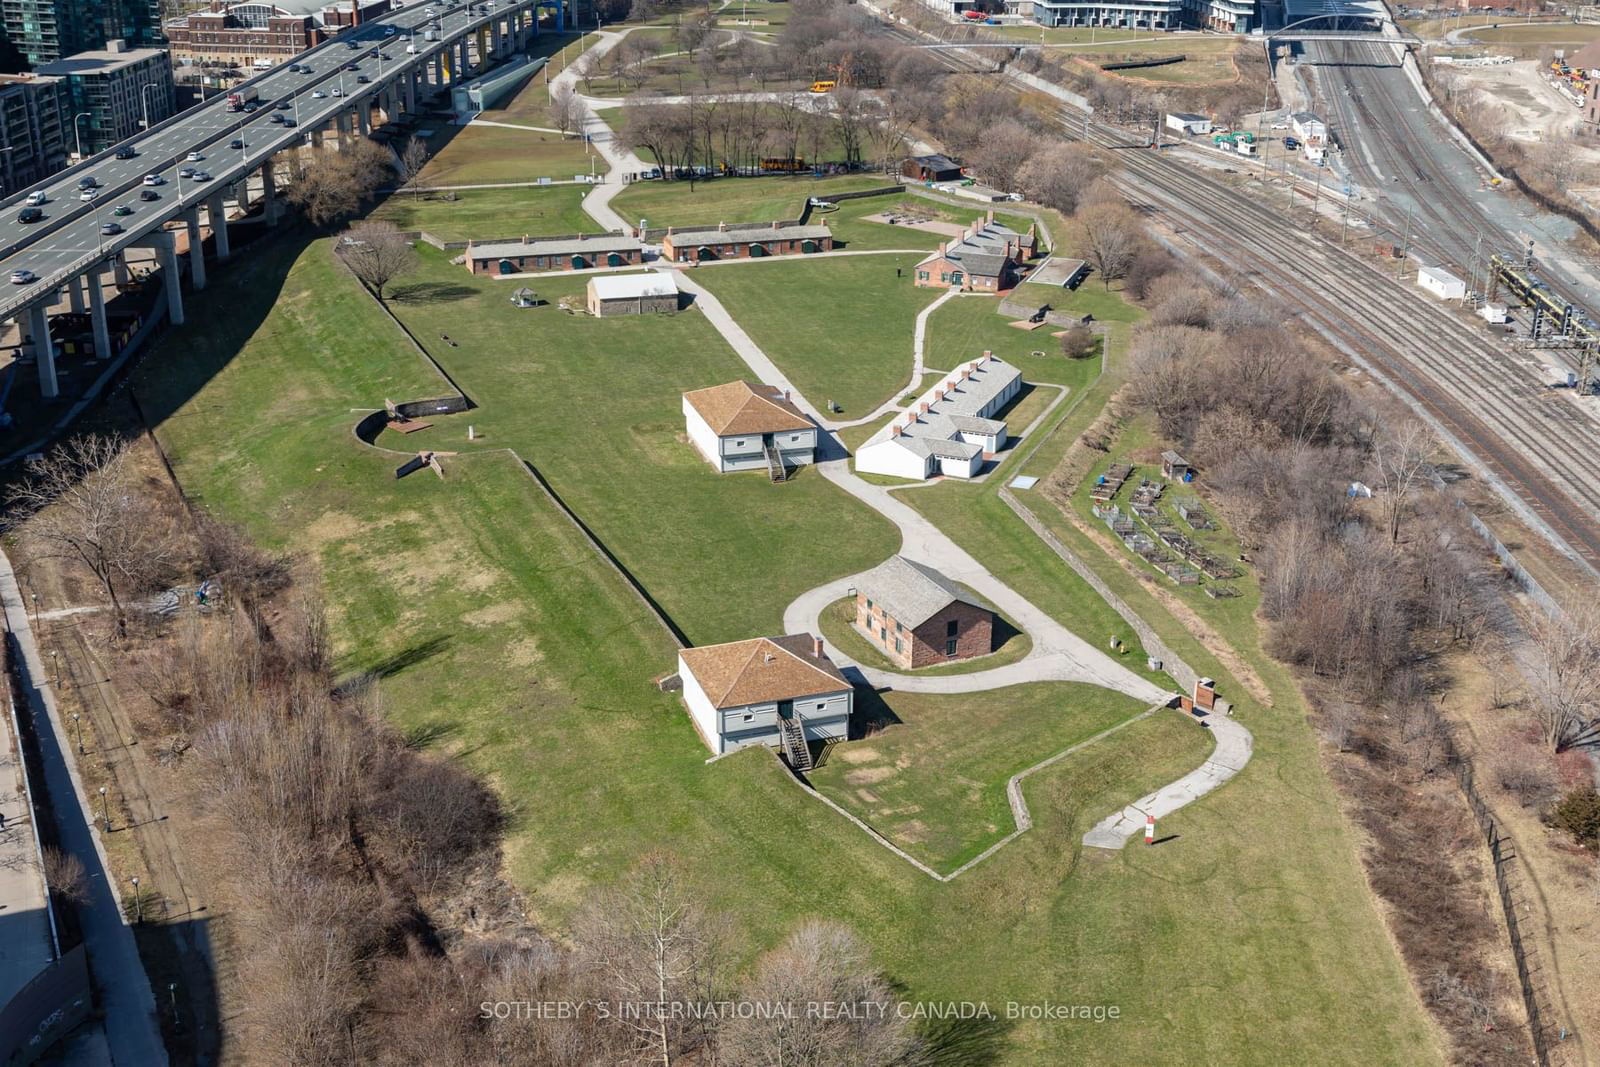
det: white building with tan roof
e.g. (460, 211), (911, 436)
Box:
(682, 380), (818, 476)
(676, 635), (852, 765)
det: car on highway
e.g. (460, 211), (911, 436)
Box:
(270, 113), (285, 124)
(356, 74), (370, 84)
(25, 191), (46, 206)
(331, 87), (343, 96)
(142, 173), (165, 185)
(282, 118), (297, 127)
(277, 100), (292, 109)
(193, 170), (212, 181)
(115, 145), (136, 159)
(139, 188), (160, 201)
(79, 189), (96, 201)
(187, 150), (204, 161)
(16, 207), (42, 223)
(179, 166), (195, 179)
(78, 176), (99, 189)
(312, 90), (327, 98)
(384, 25), (396, 34)
(368, 48), (380, 57)
(345, 62), (360, 71)
(288, 63), (302, 72)
(406, 43), (418, 53)
(346, 40), (360, 49)
(100, 221), (123, 236)
(10, 269), (37, 285)
(113, 204), (134, 216)
(299, 65), (315, 74)
(229, 138), (247, 149)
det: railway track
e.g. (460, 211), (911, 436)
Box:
(881, 24), (1600, 571)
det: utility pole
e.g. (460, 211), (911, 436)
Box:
(1397, 206), (1413, 278)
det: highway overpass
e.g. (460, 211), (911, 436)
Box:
(0, 0), (559, 398)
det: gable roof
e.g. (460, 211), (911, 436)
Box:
(679, 634), (849, 709)
(588, 272), (679, 300)
(858, 555), (986, 629)
(683, 380), (812, 436)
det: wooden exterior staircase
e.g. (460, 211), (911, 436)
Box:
(764, 440), (787, 483)
(779, 715), (813, 771)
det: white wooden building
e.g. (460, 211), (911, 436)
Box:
(682, 380), (817, 474)
(855, 353), (1022, 481)
(677, 635), (852, 761)
(1416, 265), (1466, 301)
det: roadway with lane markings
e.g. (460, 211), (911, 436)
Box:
(0, 0), (544, 322)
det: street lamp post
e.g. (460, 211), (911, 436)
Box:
(131, 876), (142, 923)
(98, 786), (110, 831)
(141, 82), (161, 129)
(72, 711), (83, 755)
(49, 649), (58, 686)
(29, 592), (38, 629)
(71, 112), (92, 162)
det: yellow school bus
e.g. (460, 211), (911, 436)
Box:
(809, 79), (836, 94)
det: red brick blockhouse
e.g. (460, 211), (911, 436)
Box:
(854, 555), (995, 670)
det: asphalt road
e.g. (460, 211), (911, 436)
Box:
(0, 0), (539, 323)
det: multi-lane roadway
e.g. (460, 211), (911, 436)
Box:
(0, 0), (541, 326)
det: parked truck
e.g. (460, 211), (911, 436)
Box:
(226, 86), (258, 111)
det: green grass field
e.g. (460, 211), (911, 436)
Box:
(473, 30), (595, 118)
(373, 185), (598, 242)
(610, 173), (889, 229)
(373, 247), (897, 642)
(693, 253), (939, 416)
(817, 594), (1033, 676)
(412, 123), (599, 186)
(1470, 22), (1600, 45)
(810, 682), (1157, 870)
(125, 228), (1445, 1065)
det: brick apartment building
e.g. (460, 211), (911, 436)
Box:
(164, 0), (391, 68)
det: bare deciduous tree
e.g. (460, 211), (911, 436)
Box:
(720, 920), (921, 1067)
(1071, 202), (1141, 290)
(1370, 419), (1433, 545)
(1526, 606), (1600, 752)
(7, 435), (180, 638)
(550, 82), (585, 139)
(395, 136), (430, 200)
(335, 220), (417, 302)
(1016, 141), (1106, 216)
(42, 846), (89, 905)
(576, 853), (722, 1065)
(284, 140), (393, 228)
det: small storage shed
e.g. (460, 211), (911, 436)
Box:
(586, 272), (681, 317)
(902, 153), (964, 182)
(1161, 450), (1192, 481)
(1166, 113), (1212, 136)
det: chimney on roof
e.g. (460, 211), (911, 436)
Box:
(772, 220), (779, 229)
(718, 220), (727, 232)
(522, 234), (529, 245)
(667, 226), (674, 236)
(813, 635), (824, 658)
(986, 208), (994, 223)
(919, 401), (929, 414)
(982, 350), (993, 361)
(784, 389), (791, 401)
(892, 423), (901, 436)
(764, 651), (775, 664)
(578, 231), (585, 241)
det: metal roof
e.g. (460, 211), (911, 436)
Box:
(588, 272), (678, 300)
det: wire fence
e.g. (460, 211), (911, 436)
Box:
(1450, 753), (1568, 1066)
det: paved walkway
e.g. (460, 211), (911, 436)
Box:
(679, 255), (1261, 852)
(0, 551), (166, 1065)
(829, 288), (958, 430)
(543, 29), (652, 232)
(0, 702), (54, 1010)
(1082, 712), (1253, 847)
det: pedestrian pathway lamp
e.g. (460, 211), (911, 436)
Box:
(131, 876), (142, 923)
(49, 649), (58, 686)
(72, 711), (83, 754)
(99, 786), (110, 831)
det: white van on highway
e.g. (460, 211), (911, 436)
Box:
(25, 190), (46, 206)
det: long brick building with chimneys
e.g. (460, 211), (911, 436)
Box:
(913, 210), (1037, 292)
(660, 220), (834, 262)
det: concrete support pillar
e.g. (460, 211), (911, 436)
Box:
(184, 208), (207, 291)
(334, 111), (350, 148)
(458, 39), (469, 79)
(433, 54), (444, 87)
(87, 265), (111, 361)
(207, 192), (230, 259)
(66, 277), (85, 314)
(29, 305), (57, 399)
(112, 252), (129, 287)
(357, 103), (370, 137)
(154, 232), (185, 326)
(405, 71), (417, 112)
(310, 126), (325, 150)
(262, 156), (280, 226)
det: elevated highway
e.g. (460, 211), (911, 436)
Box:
(0, 0), (556, 397)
